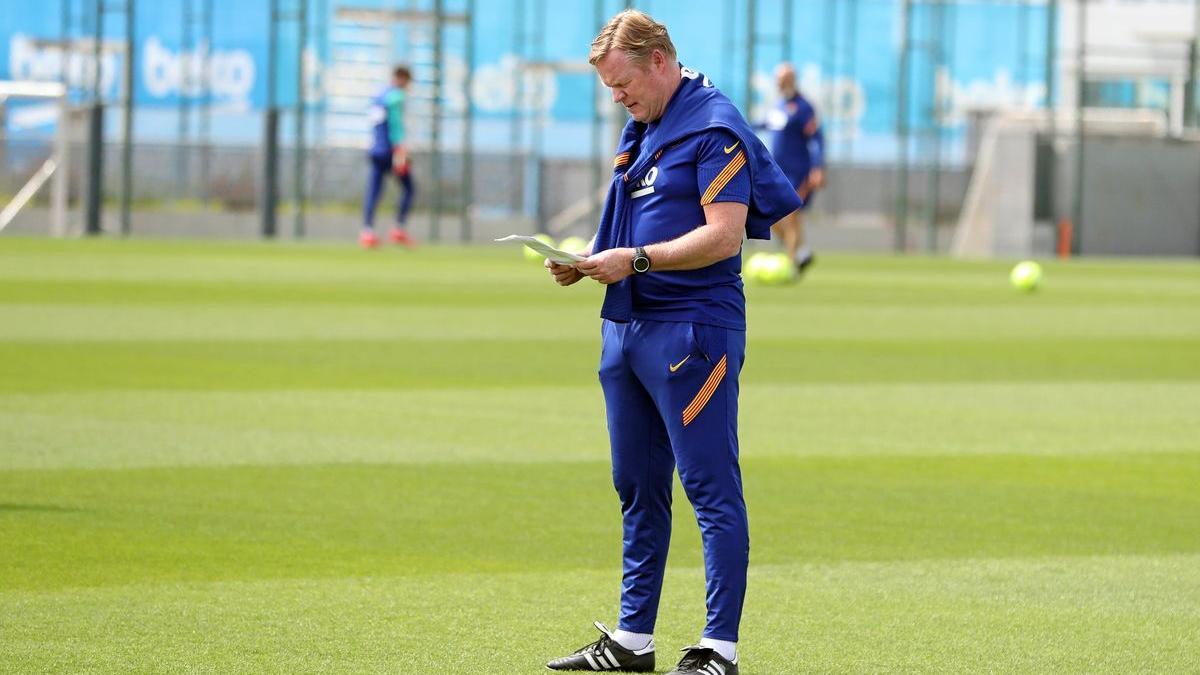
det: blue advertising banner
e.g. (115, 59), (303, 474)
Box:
(1, 0), (1049, 164)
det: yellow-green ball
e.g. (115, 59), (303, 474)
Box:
(746, 252), (795, 285)
(523, 233), (555, 262)
(761, 253), (796, 285)
(558, 236), (589, 256)
(1010, 260), (1043, 292)
(744, 252), (769, 284)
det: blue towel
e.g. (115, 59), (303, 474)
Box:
(595, 67), (802, 322)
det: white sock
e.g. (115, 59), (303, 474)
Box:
(699, 637), (737, 663)
(612, 629), (654, 653)
(795, 245), (812, 262)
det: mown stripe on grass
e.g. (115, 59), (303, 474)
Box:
(1, 453), (1196, 591)
(1, 554), (1197, 673)
(2, 336), (1199, 393)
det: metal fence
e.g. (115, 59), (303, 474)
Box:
(3, 0), (1200, 256)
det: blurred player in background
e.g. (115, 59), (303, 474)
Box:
(764, 62), (824, 274)
(361, 65), (417, 249)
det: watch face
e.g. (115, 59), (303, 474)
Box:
(633, 256), (650, 273)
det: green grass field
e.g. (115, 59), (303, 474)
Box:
(1, 237), (1198, 673)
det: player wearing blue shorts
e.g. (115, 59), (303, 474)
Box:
(764, 62), (825, 273)
(544, 11), (801, 675)
(361, 65), (416, 249)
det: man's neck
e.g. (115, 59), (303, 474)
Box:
(666, 64), (683, 101)
(648, 65), (684, 125)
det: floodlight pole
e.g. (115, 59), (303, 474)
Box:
(56, 0), (72, 236)
(1045, 0), (1059, 223)
(925, 0), (947, 253)
(1071, 0), (1086, 256)
(510, 0), (524, 216)
(261, 0), (280, 238)
(431, 0), (444, 241)
(179, 0), (192, 200)
(309, 0), (327, 215)
(531, 0), (546, 235)
(120, 0), (134, 236)
(894, 0), (913, 252)
(84, 0), (104, 236)
(294, 0), (307, 239)
(204, 0), (214, 207)
(460, 0), (475, 242)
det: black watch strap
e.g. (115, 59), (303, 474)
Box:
(633, 246), (651, 273)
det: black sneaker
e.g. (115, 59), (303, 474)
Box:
(546, 622), (655, 672)
(796, 252), (816, 275)
(666, 645), (739, 675)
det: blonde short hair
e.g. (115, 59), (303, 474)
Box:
(589, 10), (677, 67)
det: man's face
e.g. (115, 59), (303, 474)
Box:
(596, 49), (671, 123)
(775, 66), (796, 94)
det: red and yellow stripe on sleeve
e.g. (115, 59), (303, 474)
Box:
(613, 152), (631, 168)
(700, 150), (746, 205)
(682, 354), (728, 426)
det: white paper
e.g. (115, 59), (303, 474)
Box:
(494, 234), (586, 264)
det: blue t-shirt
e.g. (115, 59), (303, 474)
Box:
(626, 127), (752, 330)
(767, 93), (823, 181)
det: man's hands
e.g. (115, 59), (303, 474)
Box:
(575, 247), (634, 285)
(545, 258), (585, 286)
(801, 167), (825, 200)
(808, 167), (825, 190)
(545, 247), (634, 286)
(392, 146), (409, 175)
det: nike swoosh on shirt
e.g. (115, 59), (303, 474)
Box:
(669, 355), (691, 373)
(724, 142), (740, 154)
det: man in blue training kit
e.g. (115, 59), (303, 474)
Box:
(361, 65), (416, 249)
(544, 10), (801, 675)
(764, 62), (825, 273)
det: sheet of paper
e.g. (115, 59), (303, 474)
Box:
(494, 234), (586, 264)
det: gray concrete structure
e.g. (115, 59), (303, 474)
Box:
(1076, 136), (1200, 257)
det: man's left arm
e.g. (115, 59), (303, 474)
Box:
(577, 130), (749, 285)
(575, 203), (746, 284)
(643, 203), (745, 270)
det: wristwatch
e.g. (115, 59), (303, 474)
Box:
(632, 246), (652, 274)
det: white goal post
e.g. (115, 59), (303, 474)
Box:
(0, 80), (70, 236)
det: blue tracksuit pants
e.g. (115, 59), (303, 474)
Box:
(363, 153), (415, 227)
(599, 318), (749, 642)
